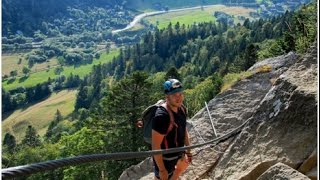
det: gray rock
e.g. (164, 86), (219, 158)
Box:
(257, 162), (310, 180)
(211, 43), (317, 179)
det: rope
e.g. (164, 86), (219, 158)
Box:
(2, 118), (250, 180)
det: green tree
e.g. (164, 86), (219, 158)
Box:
(243, 44), (258, 70)
(211, 73), (223, 96)
(46, 109), (64, 140)
(10, 70), (17, 77)
(165, 67), (181, 80)
(3, 133), (16, 153)
(184, 77), (218, 116)
(54, 109), (63, 122)
(13, 144), (63, 179)
(54, 66), (64, 75)
(59, 127), (106, 179)
(75, 84), (94, 110)
(22, 66), (30, 76)
(99, 71), (151, 178)
(22, 125), (41, 147)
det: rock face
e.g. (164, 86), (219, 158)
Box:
(119, 43), (317, 180)
(211, 43), (317, 180)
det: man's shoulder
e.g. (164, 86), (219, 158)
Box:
(155, 106), (169, 116)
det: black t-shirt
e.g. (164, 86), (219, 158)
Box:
(152, 106), (187, 157)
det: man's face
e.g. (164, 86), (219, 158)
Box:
(167, 92), (184, 108)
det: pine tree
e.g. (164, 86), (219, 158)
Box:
(22, 125), (41, 147)
(54, 109), (63, 122)
(45, 109), (63, 142)
(165, 67), (181, 80)
(99, 71), (152, 178)
(243, 44), (258, 70)
(75, 83), (93, 110)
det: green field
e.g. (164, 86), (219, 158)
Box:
(145, 5), (256, 29)
(129, 0), (224, 10)
(2, 89), (77, 142)
(146, 9), (216, 29)
(2, 50), (119, 90)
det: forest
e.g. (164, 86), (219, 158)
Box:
(1, 0), (317, 179)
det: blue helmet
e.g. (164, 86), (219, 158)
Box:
(164, 79), (183, 95)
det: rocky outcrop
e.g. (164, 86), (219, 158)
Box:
(257, 162), (310, 180)
(179, 51), (300, 180)
(120, 43), (317, 179)
(211, 43), (317, 179)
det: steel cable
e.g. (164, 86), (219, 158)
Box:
(2, 118), (250, 179)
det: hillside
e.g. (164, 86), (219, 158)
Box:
(120, 42), (318, 179)
(2, 89), (77, 142)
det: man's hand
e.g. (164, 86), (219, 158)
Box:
(159, 169), (168, 180)
(186, 152), (192, 163)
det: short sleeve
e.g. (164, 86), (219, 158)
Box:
(152, 106), (170, 135)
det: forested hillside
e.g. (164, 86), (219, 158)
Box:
(2, 0), (134, 36)
(2, 1), (317, 179)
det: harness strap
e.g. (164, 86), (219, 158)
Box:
(162, 155), (180, 161)
(161, 102), (182, 149)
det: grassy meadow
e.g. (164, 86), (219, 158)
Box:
(145, 5), (256, 29)
(146, 9), (216, 29)
(2, 54), (59, 77)
(2, 50), (119, 90)
(2, 89), (77, 143)
(131, 0), (224, 10)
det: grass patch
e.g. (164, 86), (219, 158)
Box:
(2, 54), (59, 77)
(2, 50), (119, 90)
(255, 65), (272, 73)
(131, 0), (224, 10)
(2, 54), (27, 76)
(2, 89), (77, 143)
(146, 9), (215, 29)
(221, 71), (253, 92)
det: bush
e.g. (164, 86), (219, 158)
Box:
(28, 55), (47, 63)
(64, 53), (83, 64)
(45, 50), (55, 58)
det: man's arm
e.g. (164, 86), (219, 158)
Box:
(152, 129), (166, 172)
(184, 129), (192, 163)
(184, 129), (191, 152)
(171, 129), (191, 180)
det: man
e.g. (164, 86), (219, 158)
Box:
(152, 79), (192, 180)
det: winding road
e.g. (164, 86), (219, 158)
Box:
(112, 5), (221, 34)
